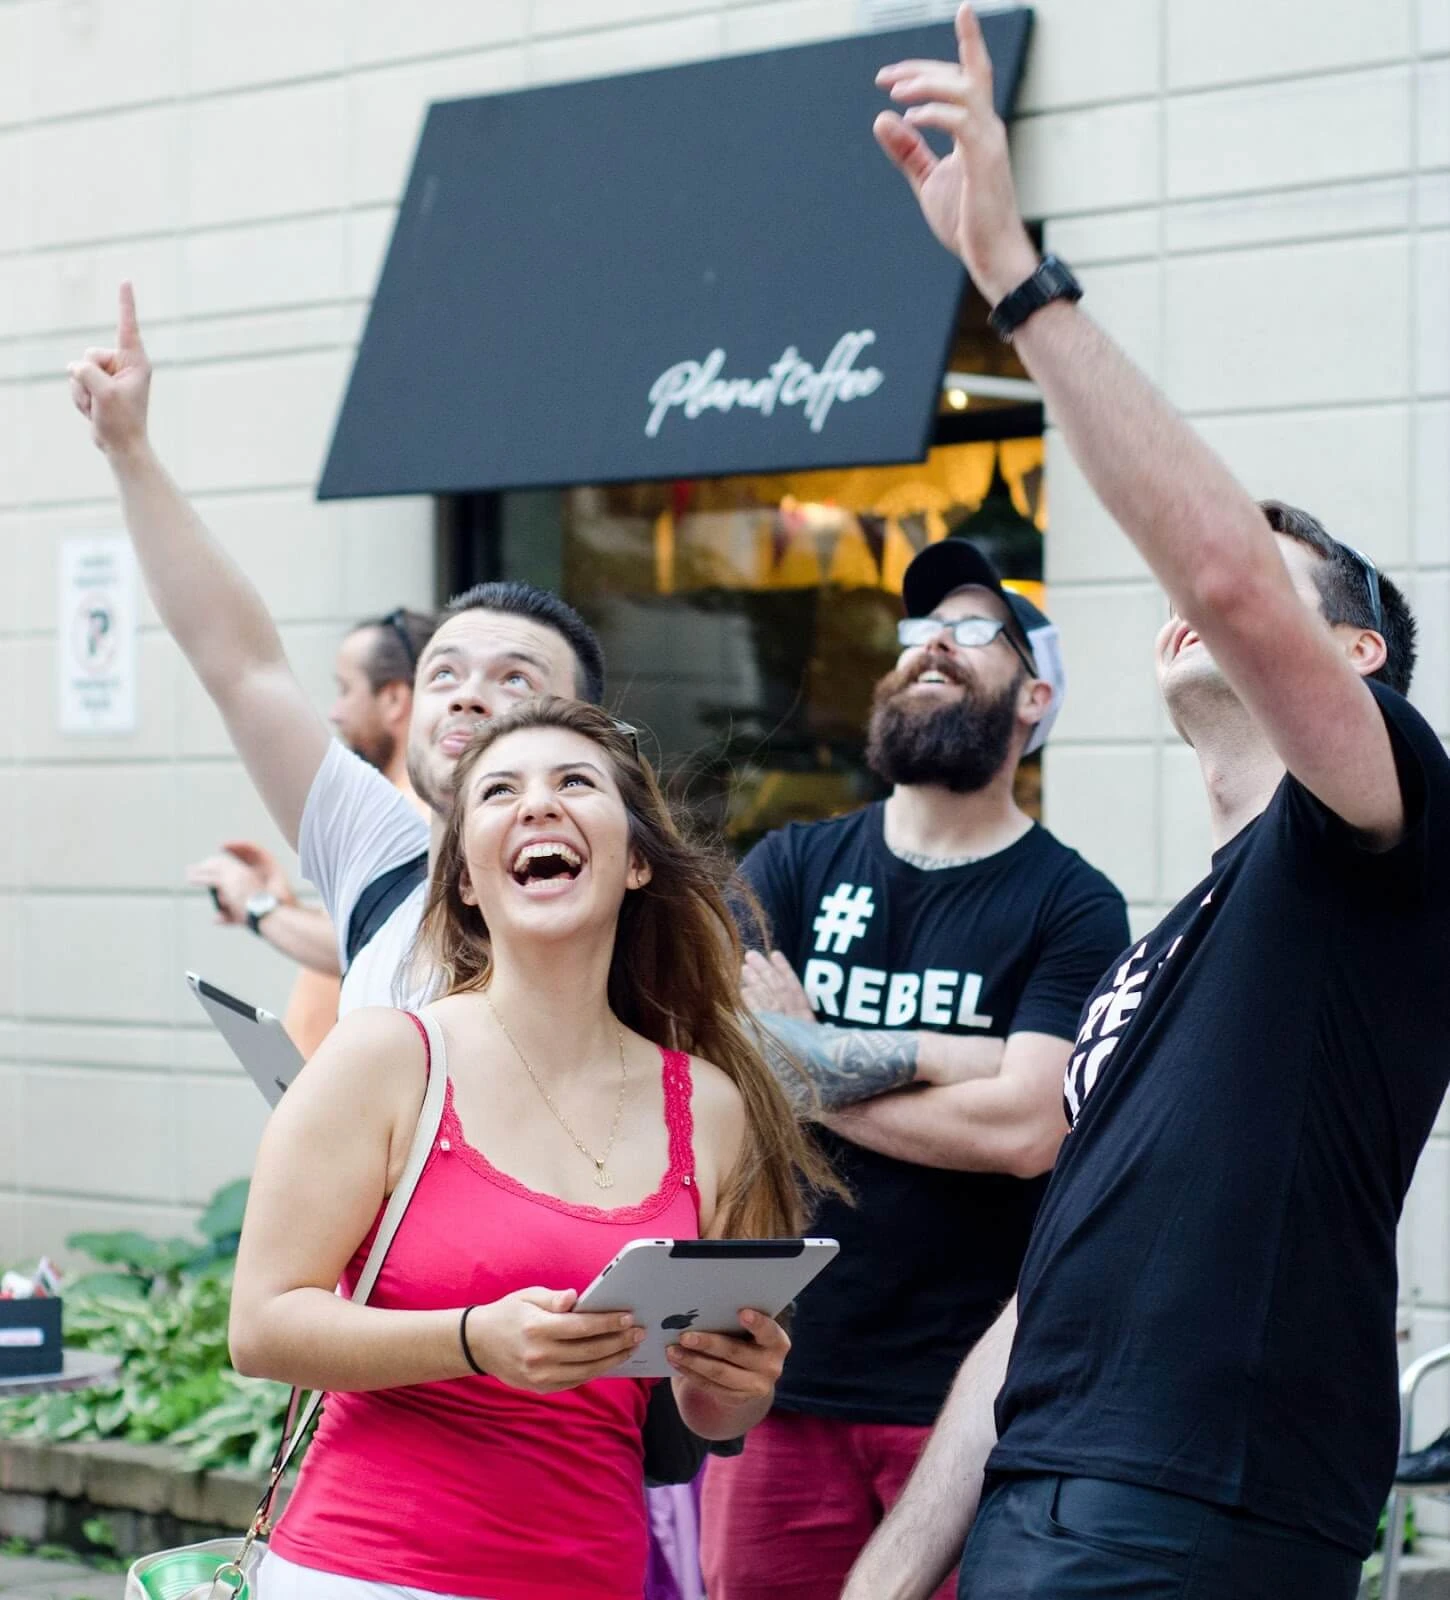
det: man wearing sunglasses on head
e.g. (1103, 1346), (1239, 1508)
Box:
(704, 536), (1128, 1600)
(186, 606), (435, 1057)
(843, 8), (1450, 1599)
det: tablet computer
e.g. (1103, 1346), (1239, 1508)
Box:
(186, 971), (304, 1107)
(575, 1237), (839, 1379)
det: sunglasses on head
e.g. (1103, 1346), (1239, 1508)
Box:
(381, 608), (419, 674)
(1339, 543), (1384, 637)
(610, 717), (641, 760)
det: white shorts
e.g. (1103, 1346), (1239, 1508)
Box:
(258, 1550), (486, 1600)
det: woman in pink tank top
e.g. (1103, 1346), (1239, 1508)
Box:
(229, 699), (833, 1600)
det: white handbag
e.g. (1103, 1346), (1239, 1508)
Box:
(125, 1011), (449, 1600)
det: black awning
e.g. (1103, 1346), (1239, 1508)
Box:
(317, 11), (1033, 500)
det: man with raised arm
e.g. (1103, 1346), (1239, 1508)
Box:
(186, 606), (436, 1056)
(702, 541), (1127, 1600)
(843, 10), (1450, 1600)
(68, 289), (603, 1010)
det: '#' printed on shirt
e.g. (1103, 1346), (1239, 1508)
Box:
(804, 957), (994, 1029)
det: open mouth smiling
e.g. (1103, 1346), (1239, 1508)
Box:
(510, 841), (585, 887)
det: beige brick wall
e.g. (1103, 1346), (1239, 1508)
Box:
(0, 0), (1446, 1420)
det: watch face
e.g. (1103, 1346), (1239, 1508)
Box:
(246, 893), (279, 920)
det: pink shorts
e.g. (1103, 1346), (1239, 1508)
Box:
(700, 1410), (958, 1600)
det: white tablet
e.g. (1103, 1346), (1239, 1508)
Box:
(575, 1237), (839, 1379)
(186, 972), (304, 1107)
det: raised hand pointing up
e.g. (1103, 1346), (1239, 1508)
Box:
(874, 3), (1039, 306)
(68, 281), (153, 458)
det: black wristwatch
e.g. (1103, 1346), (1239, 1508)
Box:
(987, 255), (1083, 342)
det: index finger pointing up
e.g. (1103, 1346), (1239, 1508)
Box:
(955, 2), (996, 111)
(117, 281), (142, 351)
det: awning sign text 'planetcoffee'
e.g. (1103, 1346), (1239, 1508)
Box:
(645, 330), (884, 439)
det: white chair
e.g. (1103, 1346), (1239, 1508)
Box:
(1383, 1342), (1450, 1600)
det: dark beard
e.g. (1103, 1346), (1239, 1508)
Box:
(865, 657), (1022, 794)
(350, 727), (396, 774)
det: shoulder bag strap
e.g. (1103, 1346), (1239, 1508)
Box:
(249, 1009), (449, 1530)
(343, 852), (429, 969)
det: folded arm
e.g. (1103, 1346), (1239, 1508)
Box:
(754, 1012), (1005, 1114)
(822, 1031), (1070, 1176)
(745, 951), (1004, 1114)
(70, 285), (330, 847)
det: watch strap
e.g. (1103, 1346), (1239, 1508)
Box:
(987, 255), (1083, 342)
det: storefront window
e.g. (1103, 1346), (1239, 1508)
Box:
(475, 436), (1045, 853)
(450, 285), (1049, 851)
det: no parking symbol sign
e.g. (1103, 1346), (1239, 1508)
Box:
(58, 536), (137, 735)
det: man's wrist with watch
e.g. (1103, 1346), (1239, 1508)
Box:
(245, 892), (281, 936)
(987, 254), (1083, 342)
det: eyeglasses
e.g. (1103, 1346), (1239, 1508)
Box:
(897, 615), (1037, 677)
(1339, 543), (1384, 637)
(381, 608), (420, 674)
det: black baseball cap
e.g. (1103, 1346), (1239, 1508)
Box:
(900, 537), (1066, 754)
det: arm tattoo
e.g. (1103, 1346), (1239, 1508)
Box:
(754, 1012), (920, 1115)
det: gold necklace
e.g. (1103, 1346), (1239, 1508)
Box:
(484, 992), (629, 1191)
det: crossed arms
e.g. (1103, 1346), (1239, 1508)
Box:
(745, 954), (1070, 1178)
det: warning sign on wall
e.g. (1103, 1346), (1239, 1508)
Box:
(58, 536), (137, 735)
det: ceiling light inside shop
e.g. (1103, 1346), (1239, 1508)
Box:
(946, 388), (969, 410)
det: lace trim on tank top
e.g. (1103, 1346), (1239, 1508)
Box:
(437, 1045), (697, 1225)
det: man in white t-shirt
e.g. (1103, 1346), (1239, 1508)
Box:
(68, 287), (604, 1011)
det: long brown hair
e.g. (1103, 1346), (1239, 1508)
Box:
(416, 697), (837, 1237)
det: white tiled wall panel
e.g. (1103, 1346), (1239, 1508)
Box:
(1013, 99), (1161, 219)
(1426, 0), (1450, 57)
(1166, 68), (1412, 200)
(1193, 405), (1413, 564)
(184, 0), (347, 95)
(1164, 236), (1412, 413)
(30, 107), (183, 250)
(722, 0), (854, 56)
(29, 0), (185, 120)
(1014, 0), (1160, 112)
(0, 0), (1446, 1394)
(1416, 401), (1450, 566)
(1165, 0), (1413, 90)
(184, 81), (347, 231)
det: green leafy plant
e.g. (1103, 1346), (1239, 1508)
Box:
(64, 1178), (250, 1296)
(0, 1180), (295, 1473)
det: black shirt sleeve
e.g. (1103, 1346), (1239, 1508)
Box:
(736, 828), (804, 955)
(1008, 865), (1131, 1041)
(1278, 681), (1450, 895)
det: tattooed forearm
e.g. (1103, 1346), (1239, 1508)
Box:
(754, 1012), (921, 1115)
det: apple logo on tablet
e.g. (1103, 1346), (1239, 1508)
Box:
(662, 1310), (699, 1331)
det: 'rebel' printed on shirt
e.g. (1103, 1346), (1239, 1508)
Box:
(990, 680), (1450, 1560)
(739, 802), (1128, 1426)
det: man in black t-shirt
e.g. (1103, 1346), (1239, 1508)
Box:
(846, 12), (1450, 1600)
(699, 542), (1128, 1600)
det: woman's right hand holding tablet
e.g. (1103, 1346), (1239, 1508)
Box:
(463, 1288), (645, 1393)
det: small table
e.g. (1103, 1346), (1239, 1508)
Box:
(0, 1350), (121, 1397)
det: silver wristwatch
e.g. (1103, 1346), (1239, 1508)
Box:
(245, 892), (280, 936)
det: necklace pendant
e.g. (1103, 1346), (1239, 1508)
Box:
(593, 1162), (614, 1191)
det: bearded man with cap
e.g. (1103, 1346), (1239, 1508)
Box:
(699, 538), (1129, 1600)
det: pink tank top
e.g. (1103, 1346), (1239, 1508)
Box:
(271, 1016), (701, 1600)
